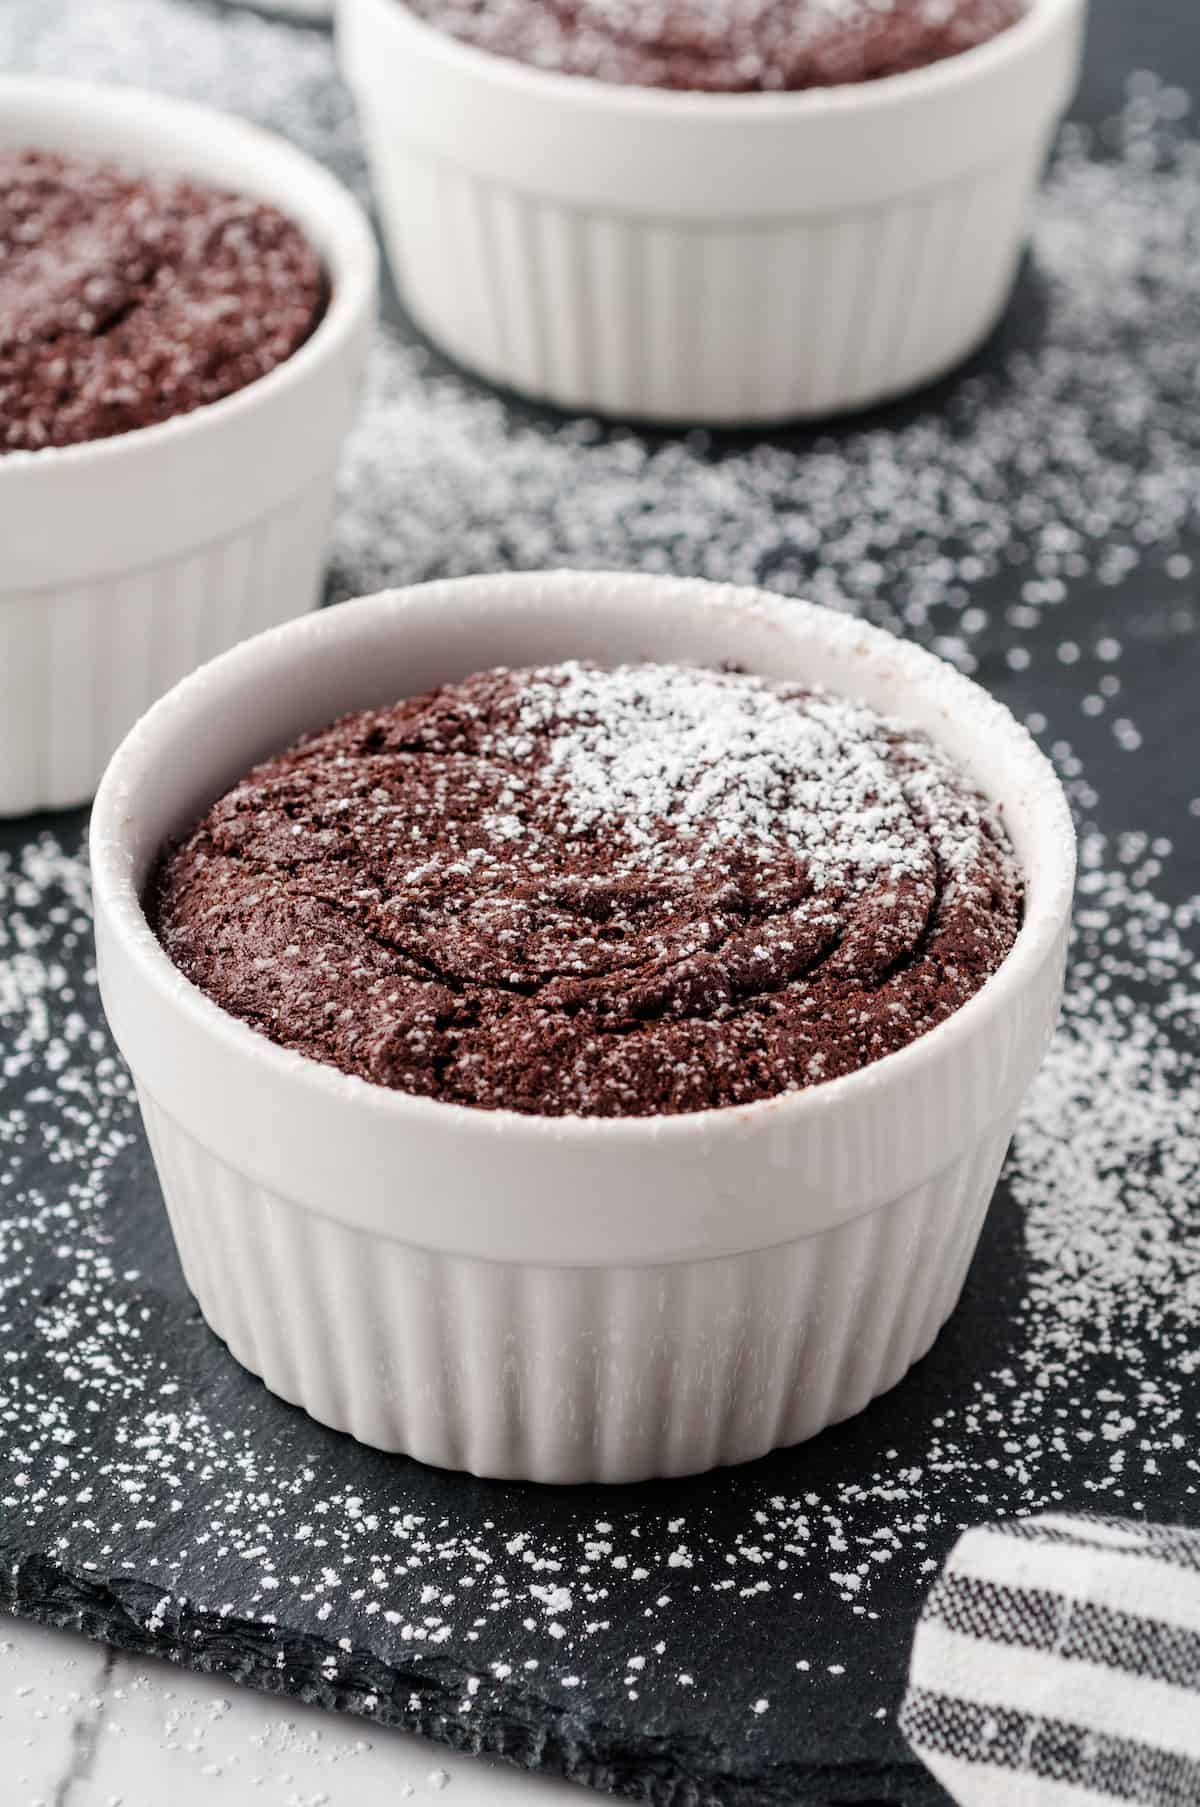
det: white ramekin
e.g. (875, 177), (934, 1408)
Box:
(339, 0), (1084, 425)
(0, 76), (378, 818)
(90, 572), (1075, 1484)
(234, 0), (333, 15)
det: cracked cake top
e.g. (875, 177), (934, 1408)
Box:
(150, 660), (1023, 1119)
(0, 149), (325, 454)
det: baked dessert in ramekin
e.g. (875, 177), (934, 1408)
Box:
(91, 572), (1075, 1483)
(148, 662), (1025, 1114)
(0, 76), (377, 817)
(338, 0), (1084, 424)
(1, 149), (328, 454)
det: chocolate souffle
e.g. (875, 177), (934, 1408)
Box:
(151, 661), (1023, 1119)
(399, 0), (1026, 93)
(0, 150), (324, 453)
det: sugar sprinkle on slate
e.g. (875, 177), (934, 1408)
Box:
(0, 820), (1195, 1731)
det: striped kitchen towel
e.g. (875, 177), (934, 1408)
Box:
(902, 1514), (1200, 1807)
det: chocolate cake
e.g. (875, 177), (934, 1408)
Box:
(400, 0), (1026, 94)
(150, 661), (1023, 1119)
(0, 150), (324, 453)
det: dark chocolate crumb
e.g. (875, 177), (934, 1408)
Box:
(0, 149), (325, 453)
(401, 0), (1025, 94)
(151, 660), (1022, 1117)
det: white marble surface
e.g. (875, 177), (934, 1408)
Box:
(0, 1613), (585, 1807)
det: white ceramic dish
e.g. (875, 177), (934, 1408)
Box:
(0, 76), (377, 818)
(339, 0), (1085, 425)
(91, 572), (1075, 1484)
(232, 0), (333, 17)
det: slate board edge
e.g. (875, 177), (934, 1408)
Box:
(0, 1550), (947, 1806)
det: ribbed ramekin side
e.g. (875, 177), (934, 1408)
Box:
(0, 469), (334, 818)
(365, 132), (1046, 425)
(137, 1092), (1012, 1484)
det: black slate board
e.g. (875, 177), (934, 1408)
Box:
(0, 3), (1198, 1803)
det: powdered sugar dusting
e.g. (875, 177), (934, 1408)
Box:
(0, 150), (324, 452)
(0, 808), (1195, 1738)
(401, 0), (1024, 92)
(153, 659), (1019, 1115)
(504, 661), (997, 889)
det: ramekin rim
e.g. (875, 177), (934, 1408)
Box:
(90, 571), (1077, 1144)
(0, 74), (377, 477)
(350, 0), (1081, 119)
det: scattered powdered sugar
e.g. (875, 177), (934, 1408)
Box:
(0, 815), (1194, 1722)
(2, 11), (1198, 723)
(5, 5), (1195, 700)
(321, 82), (1200, 757)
